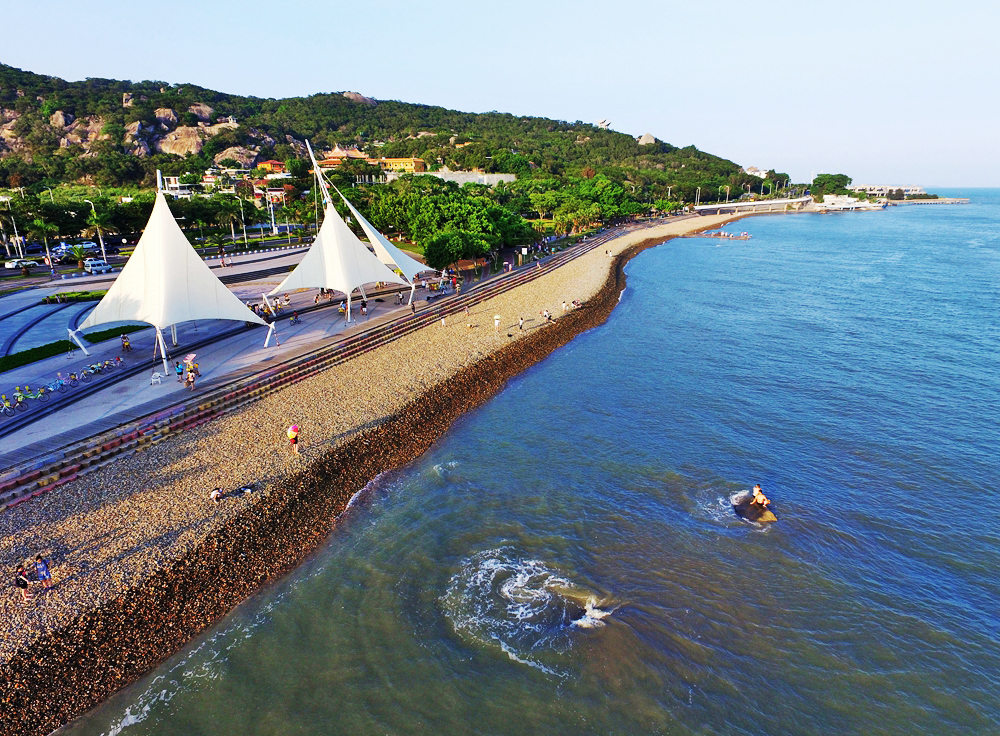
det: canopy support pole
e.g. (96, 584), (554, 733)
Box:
(346, 292), (352, 323)
(407, 281), (416, 305)
(67, 328), (90, 356)
(264, 322), (279, 347)
(155, 327), (170, 376)
(170, 324), (178, 346)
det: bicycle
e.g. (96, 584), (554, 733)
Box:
(43, 374), (69, 394)
(78, 366), (94, 382)
(12, 386), (45, 406)
(65, 371), (81, 387)
(0, 395), (14, 417)
(20, 385), (49, 402)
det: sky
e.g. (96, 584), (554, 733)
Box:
(4, 0), (998, 186)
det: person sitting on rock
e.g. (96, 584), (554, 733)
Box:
(751, 484), (770, 507)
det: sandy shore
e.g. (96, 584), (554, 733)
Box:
(0, 214), (736, 736)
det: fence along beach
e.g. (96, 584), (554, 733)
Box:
(0, 214), (738, 736)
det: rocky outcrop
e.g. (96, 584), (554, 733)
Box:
(49, 111), (73, 129)
(187, 103), (214, 122)
(154, 108), (178, 127)
(124, 121), (155, 157)
(204, 120), (238, 136)
(61, 118), (108, 149)
(154, 126), (204, 156)
(284, 135), (307, 157)
(343, 91), (377, 107)
(213, 146), (259, 167)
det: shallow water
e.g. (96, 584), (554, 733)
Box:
(66, 190), (1000, 735)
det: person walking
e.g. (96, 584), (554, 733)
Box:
(174, 361), (184, 382)
(185, 369), (196, 391)
(287, 424), (300, 455)
(15, 565), (33, 603)
(34, 554), (53, 590)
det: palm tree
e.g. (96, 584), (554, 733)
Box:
(83, 209), (117, 261)
(26, 218), (58, 276)
(68, 244), (89, 270)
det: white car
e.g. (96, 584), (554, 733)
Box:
(83, 258), (113, 274)
(4, 259), (40, 270)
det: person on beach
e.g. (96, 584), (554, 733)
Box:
(34, 555), (53, 589)
(562, 301), (567, 313)
(751, 485), (770, 508)
(519, 316), (524, 331)
(15, 565), (33, 602)
(287, 424), (300, 454)
(174, 361), (184, 382)
(209, 487), (222, 503)
(494, 314), (501, 333)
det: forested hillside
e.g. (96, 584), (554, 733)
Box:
(0, 63), (795, 269)
(0, 63), (785, 201)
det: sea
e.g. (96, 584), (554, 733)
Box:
(64, 189), (999, 735)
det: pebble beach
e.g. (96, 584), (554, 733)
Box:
(0, 215), (734, 735)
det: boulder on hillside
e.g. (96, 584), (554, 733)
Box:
(154, 126), (204, 156)
(343, 91), (377, 107)
(213, 146), (260, 168)
(49, 110), (74, 128)
(155, 108), (178, 127)
(188, 103), (214, 122)
(284, 135), (307, 157)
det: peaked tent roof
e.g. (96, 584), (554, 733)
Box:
(334, 187), (432, 283)
(268, 202), (407, 296)
(81, 192), (266, 331)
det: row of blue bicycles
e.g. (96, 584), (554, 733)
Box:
(1, 355), (126, 417)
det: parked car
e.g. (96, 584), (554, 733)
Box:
(23, 243), (45, 255)
(83, 258), (113, 274)
(4, 259), (40, 270)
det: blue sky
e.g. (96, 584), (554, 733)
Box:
(4, 0), (997, 186)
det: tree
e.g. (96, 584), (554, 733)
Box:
(26, 217), (58, 273)
(423, 230), (492, 271)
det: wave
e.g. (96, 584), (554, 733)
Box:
(441, 548), (613, 676)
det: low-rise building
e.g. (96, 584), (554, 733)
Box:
(848, 185), (926, 197)
(257, 160), (286, 174)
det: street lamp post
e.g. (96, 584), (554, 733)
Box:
(725, 185), (731, 204)
(237, 197), (249, 246)
(695, 187), (701, 207)
(267, 197), (278, 237)
(83, 199), (107, 263)
(4, 200), (22, 258)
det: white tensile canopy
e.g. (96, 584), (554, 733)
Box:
(267, 201), (408, 319)
(334, 186), (430, 304)
(269, 140), (407, 321)
(71, 187), (266, 373)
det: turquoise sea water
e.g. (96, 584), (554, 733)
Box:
(66, 191), (1000, 735)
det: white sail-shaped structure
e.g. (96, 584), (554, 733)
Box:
(334, 186), (431, 304)
(71, 184), (266, 372)
(269, 141), (407, 321)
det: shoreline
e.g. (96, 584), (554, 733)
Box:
(0, 216), (737, 736)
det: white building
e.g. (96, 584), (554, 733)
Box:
(849, 185), (926, 197)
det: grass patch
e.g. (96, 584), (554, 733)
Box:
(43, 290), (107, 304)
(0, 324), (148, 374)
(83, 324), (148, 344)
(0, 341), (80, 374)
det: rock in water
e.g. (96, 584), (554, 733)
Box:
(733, 495), (777, 522)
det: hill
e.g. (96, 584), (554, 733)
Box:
(0, 63), (782, 200)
